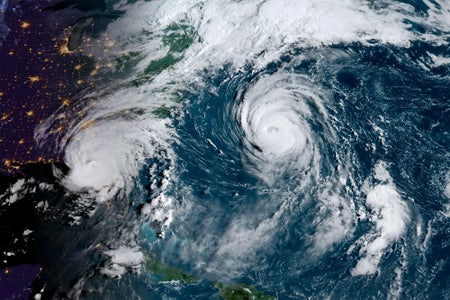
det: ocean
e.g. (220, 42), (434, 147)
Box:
(0, 0), (449, 298)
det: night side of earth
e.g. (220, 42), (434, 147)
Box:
(1, 0), (450, 299)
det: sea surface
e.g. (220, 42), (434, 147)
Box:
(0, 0), (449, 299)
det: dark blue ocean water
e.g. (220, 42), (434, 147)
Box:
(150, 44), (450, 298)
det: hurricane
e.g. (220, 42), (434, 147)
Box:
(0, 0), (449, 298)
(236, 74), (323, 183)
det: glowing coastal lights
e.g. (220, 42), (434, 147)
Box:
(61, 98), (70, 106)
(105, 38), (115, 48)
(28, 76), (40, 84)
(90, 65), (99, 76)
(58, 36), (72, 54)
(20, 21), (30, 29)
